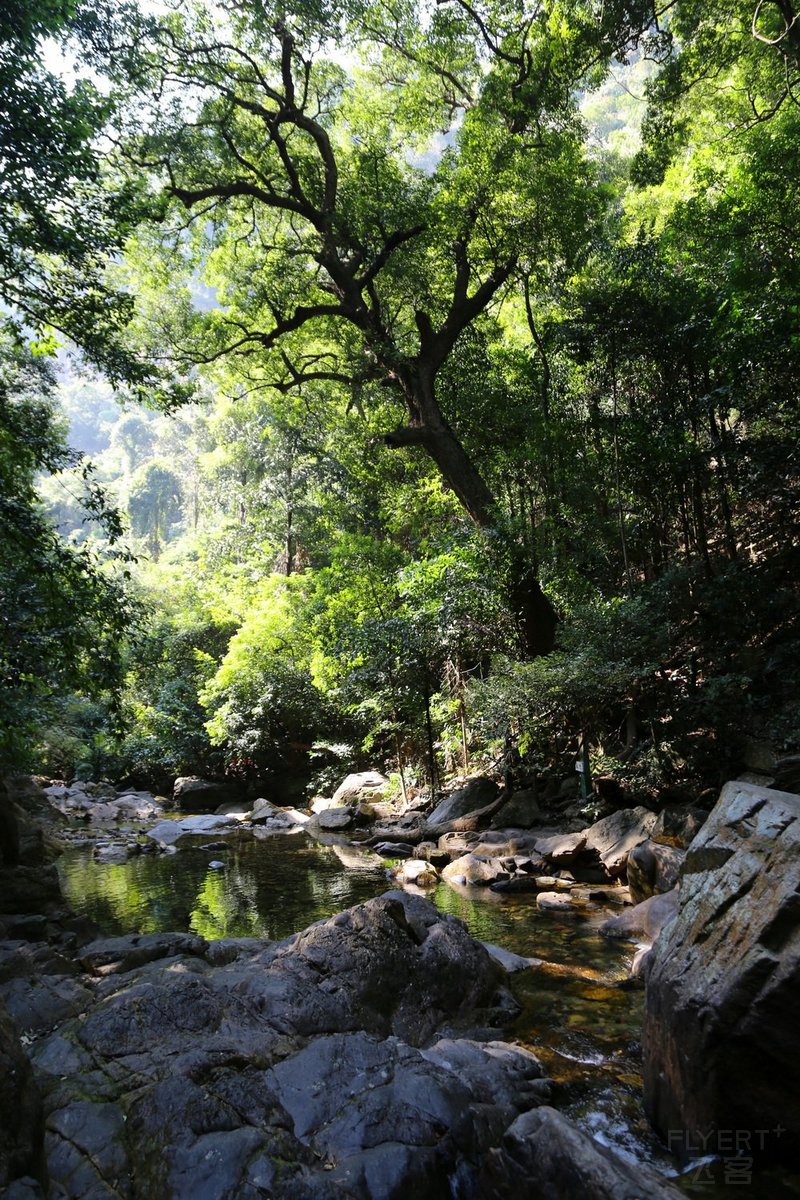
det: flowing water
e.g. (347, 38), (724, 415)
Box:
(57, 827), (800, 1199)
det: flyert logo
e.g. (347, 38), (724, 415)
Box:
(667, 1126), (786, 1187)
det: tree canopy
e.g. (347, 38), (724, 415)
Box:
(2, 0), (798, 796)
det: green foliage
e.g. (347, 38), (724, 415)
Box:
(200, 575), (330, 774)
(0, 330), (137, 770)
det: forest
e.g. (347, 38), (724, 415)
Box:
(2, 0), (799, 805)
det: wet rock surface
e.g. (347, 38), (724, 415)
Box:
(643, 780), (800, 1160)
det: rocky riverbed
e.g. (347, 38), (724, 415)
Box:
(2, 771), (799, 1196)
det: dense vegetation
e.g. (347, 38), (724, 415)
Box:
(2, 0), (798, 803)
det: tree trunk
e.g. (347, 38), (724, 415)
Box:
(385, 369), (559, 656)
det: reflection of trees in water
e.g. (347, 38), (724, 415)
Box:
(59, 835), (392, 941)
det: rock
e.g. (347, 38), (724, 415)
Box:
(208, 860), (225, 870)
(172, 776), (244, 813)
(79, 932), (208, 976)
(534, 831), (587, 865)
(477, 1105), (685, 1199)
(441, 854), (509, 887)
(1, 974), (93, 1036)
(601, 889), (679, 942)
(643, 780), (800, 1160)
(583, 806), (657, 878)
(536, 892), (579, 913)
(480, 943), (541, 972)
(627, 840), (685, 904)
(391, 859), (438, 887)
(316, 806), (353, 830)
(489, 877), (541, 893)
(249, 797), (279, 822)
(490, 788), (541, 829)
(145, 815), (240, 846)
(651, 805), (704, 848)
(331, 771), (390, 807)
(33, 893), (545, 1198)
(427, 776), (499, 826)
(373, 841), (417, 859)
(437, 830), (481, 857)
(92, 843), (133, 865)
(0, 866), (64, 915)
(0, 999), (45, 1189)
(534, 876), (573, 891)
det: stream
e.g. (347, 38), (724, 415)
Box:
(56, 826), (799, 1199)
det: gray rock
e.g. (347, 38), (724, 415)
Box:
(441, 854), (509, 887)
(79, 932), (208, 975)
(477, 1105), (685, 1199)
(331, 771), (390, 807)
(173, 776), (244, 813)
(316, 806), (353, 830)
(427, 776), (498, 826)
(249, 797), (279, 822)
(490, 787), (541, 829)
(583, 806), (657, 877)
(534, 831), (587, 865)
(536, 891), (579, 913)
(35, 894), (536, 1198)
(146, 815), (239, 846)
(390, 859), (438, 886)
(627, 840), (684, 904)
(651, 805), (704, 848)
(601, 889), (679, 943)
(374, 841), (417, 859)
(644, 780), (800, 1157)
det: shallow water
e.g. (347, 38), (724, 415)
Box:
(57, 828), (799, 1197)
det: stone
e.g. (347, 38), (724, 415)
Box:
(373, 841), (417, 858)
(427, 776), (499, 826)
(79, 932), (209, 976)
(0, 999), (45, 1189)
(489, 787), (541, 829)
(441, 854), (509, 887)
(391, 859), (438, 887)
(583, 806), (657, 877)
(250, 797), (279, 822)
(330, 771), (390, 807)
(643, 781), (800, 1160)
(172, 776), (244, 813)
(0, 866), (64, 915)
(316, 806), (353, 830)
(437, 830), (481, 857)
(480, 943), (541, 972)
(651, 805), (704, 848)
(536, 892), (579, 913)
(145, 815), (240, 846)
(533, 831), (587, 865)
(33, 893), (540, 1198)
(477, 1105), (685, 1199)
(601, 889), (679, 943)
(627, 840), (685, 904)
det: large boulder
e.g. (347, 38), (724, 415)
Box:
(330, 771), (390, 807)
(643, 781), (800, 1162)
(30, 893), (554, 1199)
(476, 1106), (685, 1199)
(583, 806), (657, 878)
(427, 776), (499, 826)
(489, 788), (541, 830)
(172, 776), (244, 813)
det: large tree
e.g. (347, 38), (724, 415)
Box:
(119, 0), (659, 653)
